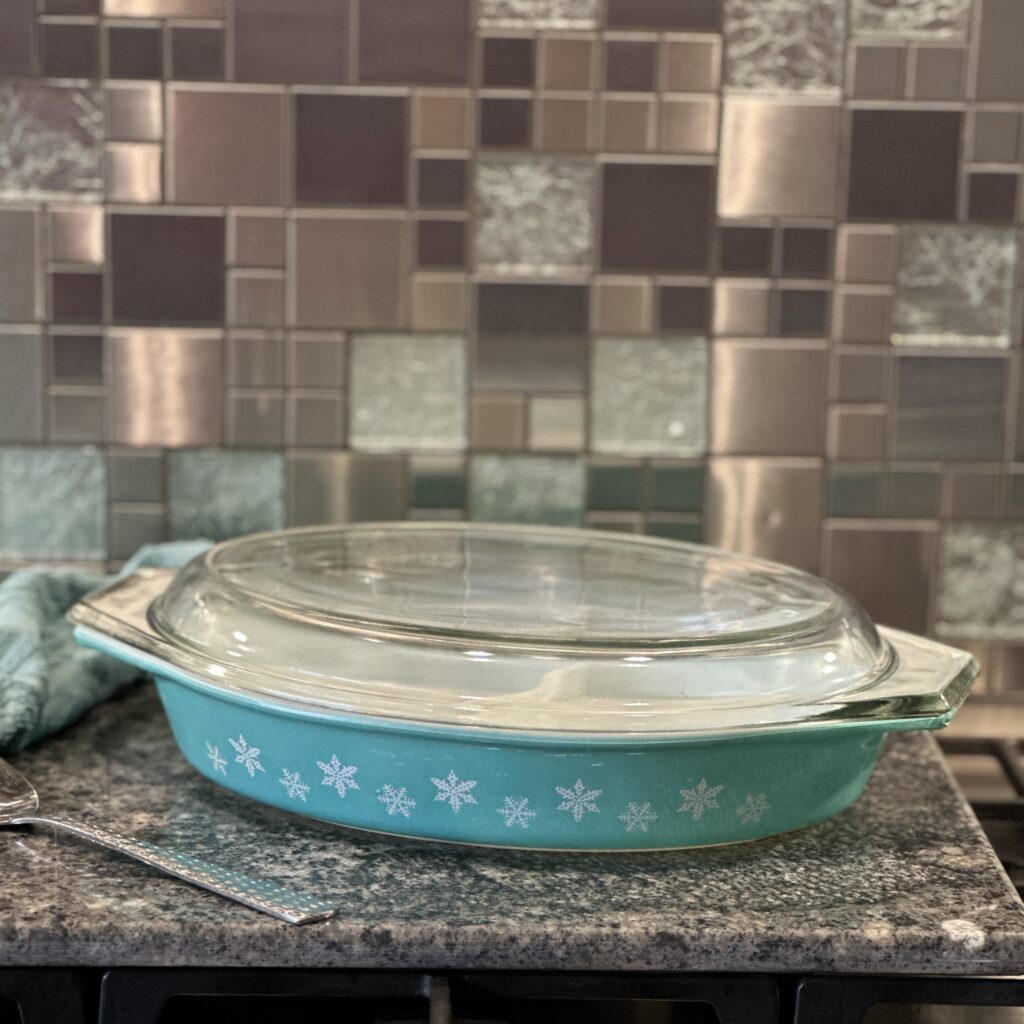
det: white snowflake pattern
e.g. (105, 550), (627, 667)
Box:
(378, 784), (417, 818)
(735, 792), (770, 824)
(618, 801), (658, 833)
(279, 768), (310, 802)
(228, 734), (265, 777)
(556, 779), (602, 822)
(496, 796), (537, 829)
(317, 754), (359, 798)
(677, 778), (723, 820)
(205, 742), (227, 775)
(431, 769), (478, 813)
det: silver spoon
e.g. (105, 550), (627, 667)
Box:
(0, 755), (337, 925)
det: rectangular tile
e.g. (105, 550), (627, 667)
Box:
(974, 0), (1024, 101)
(0, 0), (34, 75)
(480, 0), (599, 29)
(286, 452), (403, 525)
(105, 0), (222, 14)
(0, 209), (40, 322)
(360, 0), (470, 85)
(0, 333), (42, 442)
(469, 454), (585, 525)
(232, 0), (348, 83)
(606, 0), (719, 30)
(852, 0), (968, 34)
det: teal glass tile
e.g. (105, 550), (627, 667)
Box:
(169, 450), (283, 541)
(645, 518), (702, 543)
(470, 455), (585, 526)
(0, 445), (105, 559)
(409, 454), (466, 509)
(884, 470), (941, 519)
(588, 461), (643, 511)
(109, 451), (164, 503)
(648, 462), (704, 513)
(826, 467), (881, 518)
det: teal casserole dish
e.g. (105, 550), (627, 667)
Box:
(68, 524), (977, 851)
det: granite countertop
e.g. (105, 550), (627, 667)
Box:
(2, 684), (1024, 975)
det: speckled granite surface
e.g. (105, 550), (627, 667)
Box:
(2, 684), (1024, 974)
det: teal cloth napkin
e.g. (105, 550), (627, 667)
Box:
(0, 541), (210, 754)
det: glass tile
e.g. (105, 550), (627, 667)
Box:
(591, 337), (708, 456)
(645, 518), (702, 543)
(110, 452), (163, 503)
(528, 396), (585, 452)
(169, 450), (284, 541)
(884, 470), (941, 519)
(409, 454), (466, 509)
(349, 334), (466, 451)
(852, 0), (969, 36)
(649, 463), (704, 512)
(0, 446), (105, 559)
(478, 0), (599, 29)
(826, 467), (881, 517)
(469, 455), (585, 525)
(588, 462), (643, 512)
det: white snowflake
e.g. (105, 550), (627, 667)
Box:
(735, 792), (769, 824)
(556, 778), (602, 822)
(228, 734), (265, 777)
(618, 801), (658, 833)
(317, 754), (359, 798)
(496, 796), (537, 829)
(378, 784), (416, 818)
(279, 768), (310, 802)
(431, 769), (478, 813)
(678, 778), (723, 820)
(205, 742), (227, 775)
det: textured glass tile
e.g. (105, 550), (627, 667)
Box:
(937, 523), (1024, 640)
(169, 450), (284, 541)
(349, 334), (466, 451)
(852, 0), (969, 35)
(591, 337), (708, 456)
(0, 84), (103, 201)
(470, 455), (585, 525)
(884, 470), (941, 519)
(649, 463), (704, 512)
(724, 0), (845, 92)
(478, 0), (598, 29)
(475, 156), (595, 274)
(588, 462), (643, 511)
(892, 227), (1017, 348)
(409, 454), (465, 509)
(826, 467), (881, 517)
(0, 446), (105, 559)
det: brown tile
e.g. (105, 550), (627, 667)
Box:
(231, 214), (285, 268)
(105, 143), (162, 203)
(295, 93), (407, 206)
(851, 44), (904, 99)
(50, 207), (102, 264)
(287, 334), (345, 387)
(719, 225), (772, 275)
(106, 82), (162, 141)
(1007, 472), (1024, 517)
(482, 37), (535, 88)
(107, 25), (162, 79)
(471, 394), (525, 450)
(40, 22), (98, 78)
(359, 0), (470, 85)
(226, 392), (284, 447)
(42, 0), (98, 10)
(824, 524), (935, 634)
(607, 0), (720, 30)
(658, 285), (710, 332)
(50, 394), (104, 443)
(601, 163), (713, 272)
(540, 36), (594, 90)
(233, 0), (349, 84)
(227, 333), (284, 386)
(412, 274), (467, 330)
(416, 158), (468, 207)
(52, 333), (103, 383)
(833, 288), (892, 343)
(713, 279), (770, 335)
(946, 466), (1001, 519)
(529, 396), (584, 452)
(476, 282), (588, 392)
(829, 406), (886, 459)
(229, 273), (284, 326)
(659, 97), (717, 154)
(837, 226), (898, 284)
(781, 227), (831, 279)
(605, 40), (656, 91)
(660, 36), (719, 92)
(0, 210), (40, 323)
(286, 392), (345, 447)
(413, 91), (471, 148)
(479, 97), (532, 147)
(170, 88), (286, 205)
(972, 110), (1021, 163)
(912, 45), (964, 100)
(287, 452), (403, 525)
(170, 25), (223, 80)
(293, 216), (406, 329)
(593, 278), (649, 333)
(416, 220), (466, 268)
(0, 0), (34, 75)
(601, 97), (653, 151)
(975, 0), (1024, 101)
(847, 110), (962, 222)
(538, 98), (592, 152)
(51, 272), (102, 323)
(779, 288), (830, 336)
(968, 173), (1019, 223)
(836, 350), (887, 403)
(111, 213), (225, 325)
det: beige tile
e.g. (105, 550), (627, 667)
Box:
(660, 35), (721, 92)
(713, 279), (771, 335)
(50, 206), (103, 265)
(833, 287), (893, 343)
(104, 0), (222, 15)
(659, 96), (717, 154)
(105, 144), (162, 203)
(231, 212), (285, 268)
(411, 274), (467, 330)
(413, 91), (472, 149)
(287, 452), (404, 525)
(106, 83), (162, 142)
(0, 210), (40, 322)
(471, 393), (525, 451)
(911, 44), (965, 100)
(538, 97), (593, 152)
(529, 396), (585, 451)
(539, 35), (595, 89)
(601, 96), (653, 151)
(829, 406), (887, 459)
(229, 272), (285, 327)
(593, 277), (650, 333)
(836, 226), (898, 284)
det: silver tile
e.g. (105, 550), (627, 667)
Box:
(474, 156), (595, 274)
(288, 334), (346, 388)
(286, 392), (345, 448)
(478, 0), (598, 29)
(0, 84), (103, 201)
(227, 333), (284, 387)
(719, 98), (839, 218)
(226, 391), (284, 446)
(724, 0), (845, 93)
(105, 144), (162, 204)
(110, 330), (224, 447)
(711, 340), (829, 455)
(0, 209), (40, 322)
(50, 393), (104, 443)
(706, 457), (823, 573)
(0, 333), (42, 442)
(104, 0), (222, 15)
(229, 273), (285, 327)
(469, 454), (585, 526)
(106, 84), (162, 143)
(658, 97), (718, 155)
(713, 280), (771, 336)
(287, 452), (404, 526)
(836, 226), (898, 285)
(852, 0), (969, 36)
(50, 206), (103, 265)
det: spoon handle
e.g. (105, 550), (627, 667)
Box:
(11, 815), (337, 925)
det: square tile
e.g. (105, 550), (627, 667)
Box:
(52, 332), (103, 384)
(588, 460), (643, 511)
(170, 25), (223, 80)
(229, 273), (285, 327)
(409, 454), (465, 509)
(109, 507), (165, 562)
(350, 334), (466, 451)
(0, 333), (42, 442)
(968, 173), (1019, 223)
(601, 163), (713, 272)
(475, 156), (595, 272)
(593, 278), (650, 333)
(483, 37), (535, 87)
(778, 288), (830, 336)
(469, 455), (585, 525)
(51, 272), (102, 323)
(227, 333), (284, 389)
(851, 44), (904, 99)
(107, 24), (162, 79)
(417, 158), (468, 207)
(413, 92), (472, 149)
(605, 39), (656, 91)
(288, 335), (345, 387)
(658, 97), (717, 154)
(606, 0), (719, 30)
(539, 35), (594, 89)
(528, 396), (584, 451)
(975, 0), (1024, 102)
(591, 336), (708, 456)
(827, 467), (881, 518)
(829, 406), (886, 459)
(833, 288), (892, 343)
(645, 518), (702, 543)
(947, 467), (1000, 519)
(412, 274), (467, 331)
(104, 143), (162, 203)
(287, 452), (404, 526)
(781, 228), (832, 278)
(231, 214), (285, 268)
(719, 226), (773, 275)
(417, 220), (467, 268)
(470, 394), (525, 450)
(649, 462), (703, 512)
(50, 393), (104, 443)
(713, 279), (771, 335)
(836, 350), (886, 402)
(661, 35), (720, 92)
(479, 97), (532, 147)
(538, 97), (593, 152)
(601, 97), (654, 152)
(852, 0), (969, 34)
(912, 45), (965, 100)
(295, 93), (407, 206)
(109, 450), (163, 503)
(658, 285), (710, 332)
(972, 111), (1021, 163)
(285, 392), (344, 447)
(360, 0), (470, 85)
(39, 22), (98, 78)
(50, 206), (103, 265)
(106, 83), (162, 141)
(847, 110), (962, 222)
(837, 226), (898, 284)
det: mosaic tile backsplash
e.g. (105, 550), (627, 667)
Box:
(1, 0), (1024, 692)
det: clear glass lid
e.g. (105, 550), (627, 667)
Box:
(135, 523), (920, 734)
